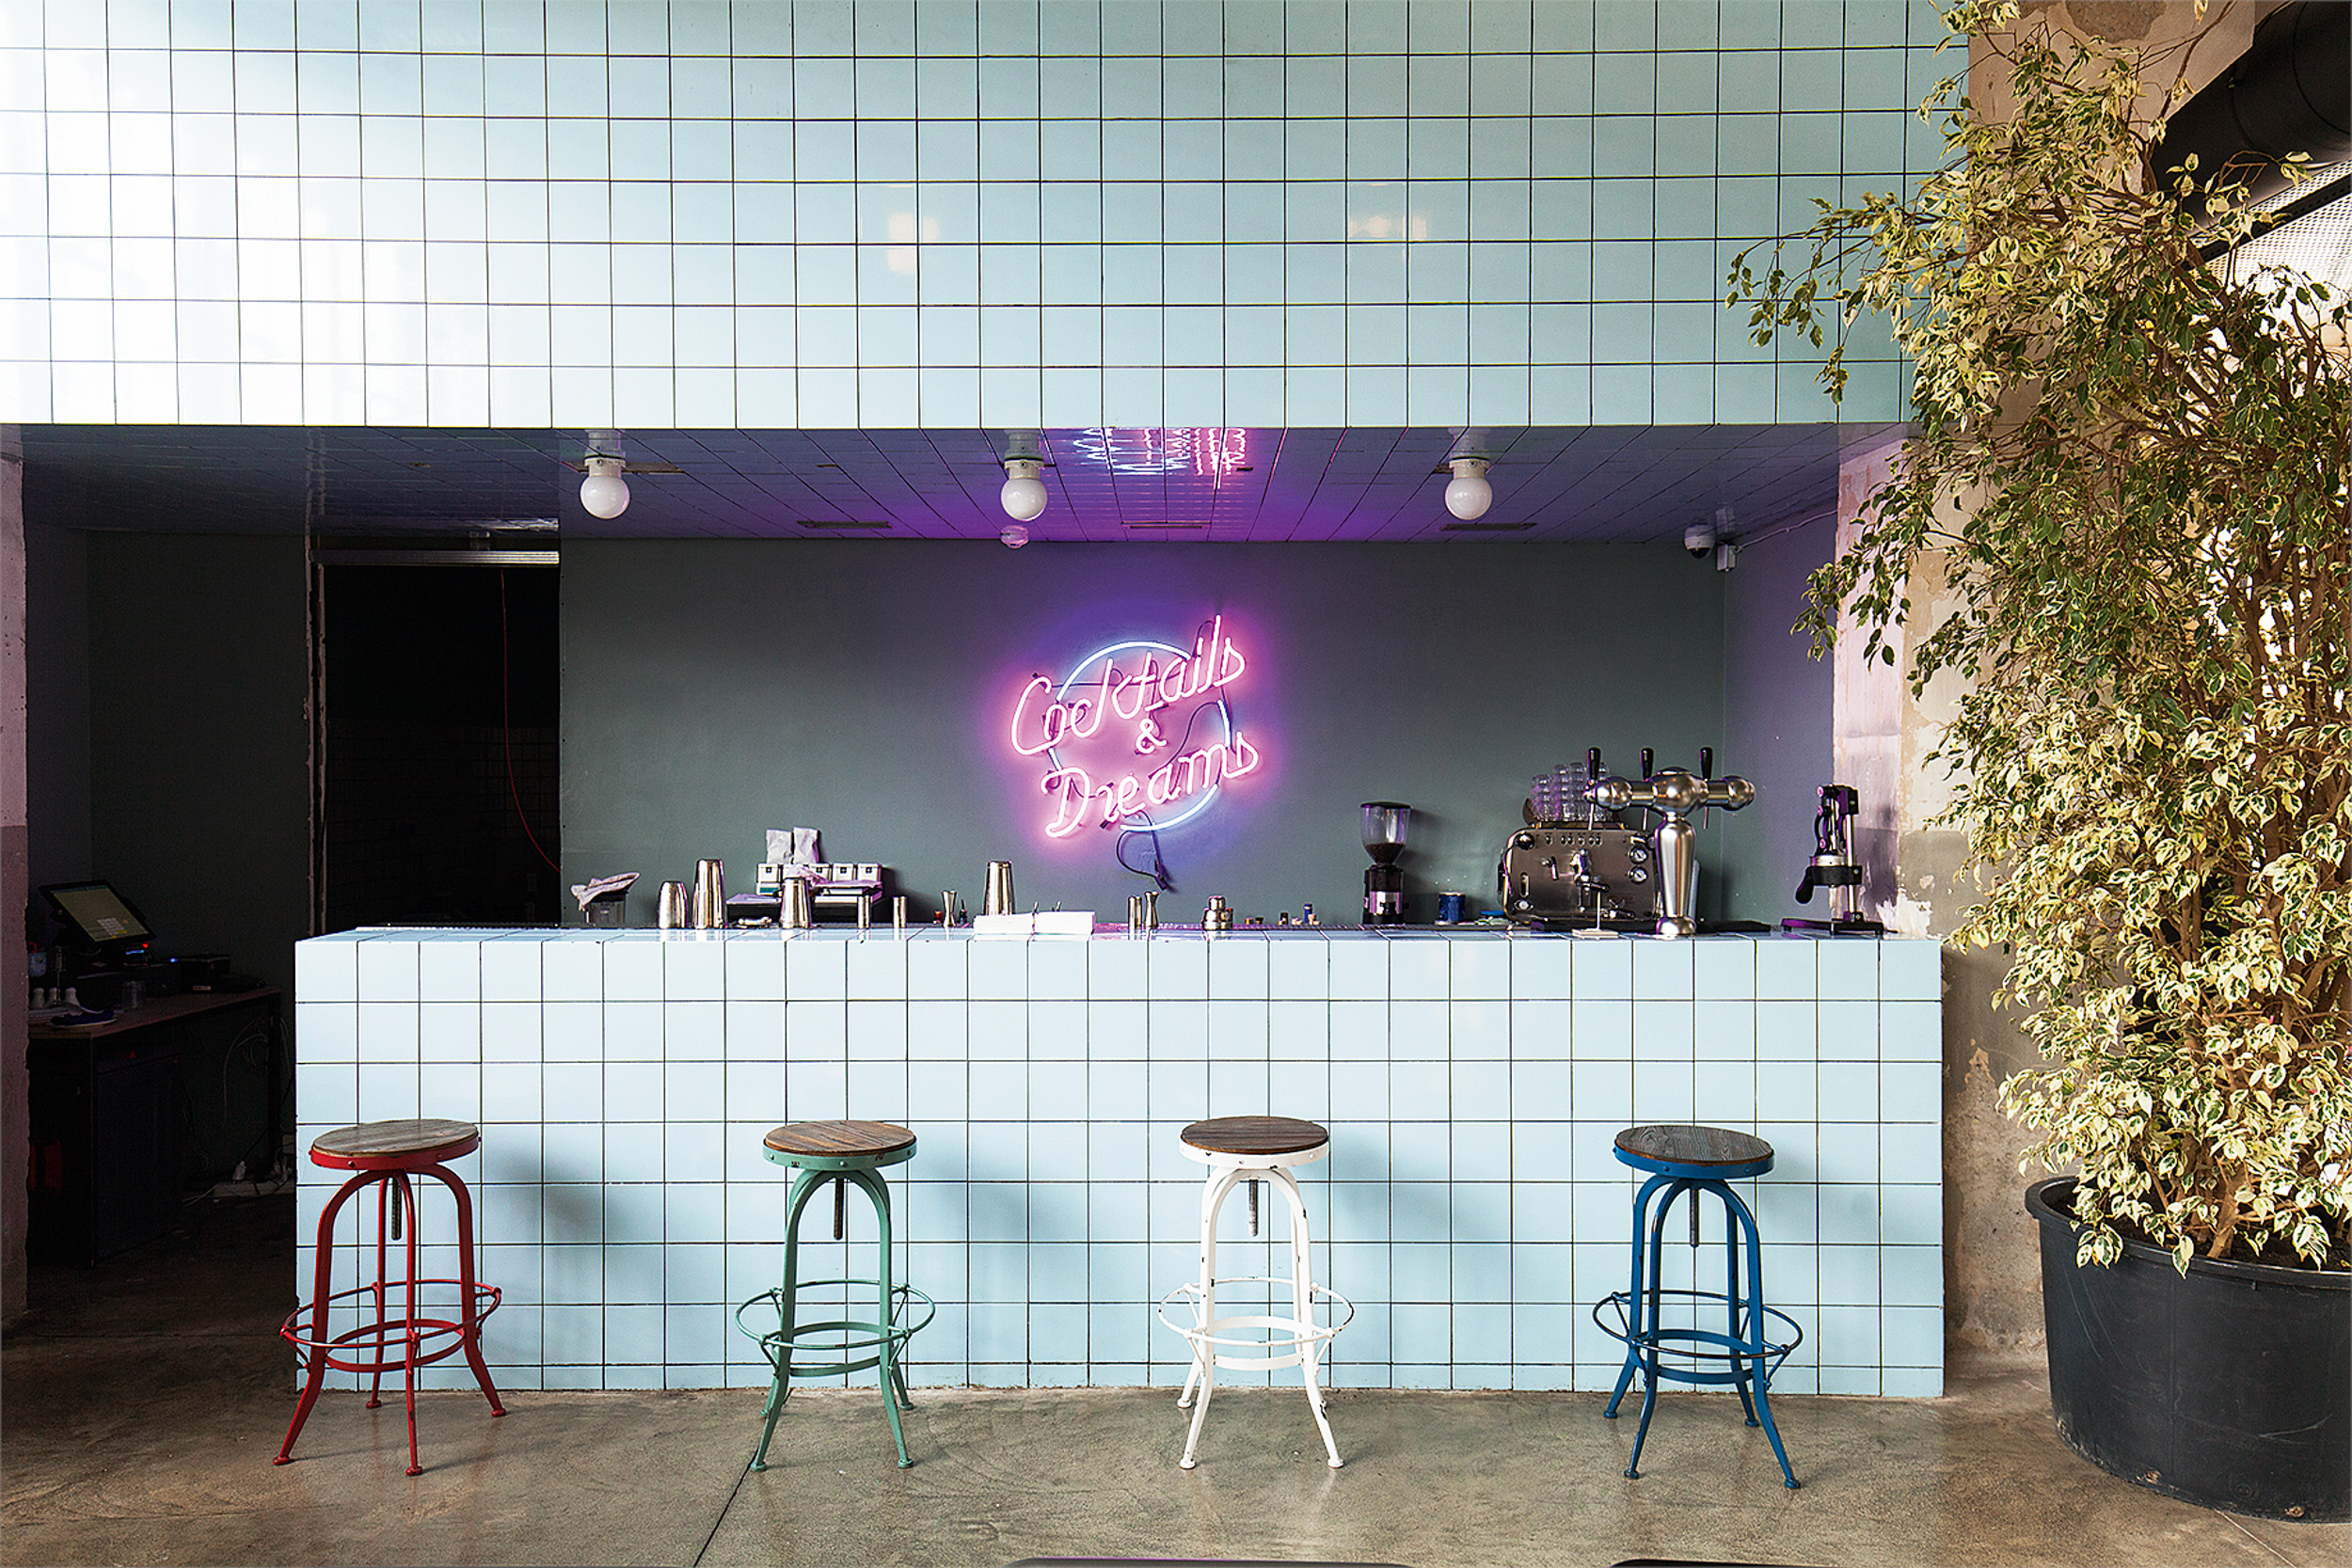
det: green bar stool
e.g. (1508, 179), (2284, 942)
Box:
(734, 1119), (934, 1469)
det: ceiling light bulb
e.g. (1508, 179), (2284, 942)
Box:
(1000, 458), (1049, 522)
(580, 455), (630, 519)
(1444, 456), (1492, 521)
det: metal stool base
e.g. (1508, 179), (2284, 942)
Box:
(736, 1162), (930, 1469)
(276, 1163), (504, 1477)
(1598, 1171), (1802, 1489)
(1162, 1148), (1350, 1469)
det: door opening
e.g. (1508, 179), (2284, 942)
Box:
(312, 561), (561, 929)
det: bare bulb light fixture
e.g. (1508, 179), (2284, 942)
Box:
(579, 437), (630, 519)
(1443, 456), (1492, 521)
(1000, 457), (1049, 522)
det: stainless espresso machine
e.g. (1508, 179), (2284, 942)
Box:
(1497, 748), (1754, 938)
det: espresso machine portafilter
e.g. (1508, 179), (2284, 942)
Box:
(1585, 748), (1755, 938)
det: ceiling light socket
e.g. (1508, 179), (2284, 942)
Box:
(580, 453), (630, 519)
(1443, 456), (1493, 521)
(1000, 457), (1049, 522)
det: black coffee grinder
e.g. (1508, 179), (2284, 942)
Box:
(1783, 784), (1885, 935)
(1360, 801), (1412, 925)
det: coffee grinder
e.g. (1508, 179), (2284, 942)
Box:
(1360, 801), (1412, 925)
(1782, 784), (1884, 935)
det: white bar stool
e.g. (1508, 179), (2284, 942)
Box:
(1155, 1115), (1352, 1469)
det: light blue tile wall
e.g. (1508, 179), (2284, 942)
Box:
(299, 927), (1943, 1396)
(2, 0), (1942, 427)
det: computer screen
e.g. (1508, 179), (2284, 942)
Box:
(41, 882), (152, 947)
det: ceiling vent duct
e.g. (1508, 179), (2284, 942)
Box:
(2160, 1), (2348, 208)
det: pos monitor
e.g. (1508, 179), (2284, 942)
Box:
(40, 880), (154, 963)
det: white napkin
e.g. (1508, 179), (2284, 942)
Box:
(569, 872), (639, 911)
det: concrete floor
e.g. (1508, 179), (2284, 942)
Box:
(4, 1196), (2344, 1568)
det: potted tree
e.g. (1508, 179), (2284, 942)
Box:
(1734, 0), (2349, 1520)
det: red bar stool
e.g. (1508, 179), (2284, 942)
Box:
(277, 1118), (505, 1476)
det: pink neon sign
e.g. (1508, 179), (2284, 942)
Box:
(1009, 615), (1262, 839)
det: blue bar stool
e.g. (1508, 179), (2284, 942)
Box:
(1594, 1123), (1803, 1488)
(734, 1119), (934, 1469)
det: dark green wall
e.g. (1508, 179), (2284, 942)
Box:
(562, 540), (1792, 925)
(85, 533), (310, 999)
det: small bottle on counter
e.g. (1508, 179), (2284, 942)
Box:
(1302, 903), (1318, 927)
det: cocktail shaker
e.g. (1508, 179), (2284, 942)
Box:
(691, 859), (726, 928)
(657, 880), (691, 928)
(778, 874), (814, 929)
(983, 860), (1016, 916)
(892, 895), (909, 930)
(1128, 894), (1146, 931)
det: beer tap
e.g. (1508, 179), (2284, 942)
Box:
(1586, 752), (1756, 939)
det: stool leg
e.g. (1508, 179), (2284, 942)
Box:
(1178, 1164), (1243, 1468)
(1604, 1173), (1669, 1420)
(425, 1164), (505, 1415)
(1723, 1188), (1759, 1428)
(1624, 1179), (1684, 1480)
(367, 1177), (391, 1410)
(848, 1169), (914, 1467)
(751, 1165), (823, 1471)
(1270, 1166), (1342, 1468)
(1724, 1185), (1799, 1489)
(398, 1173), (423, 1477)
(277, 1171), (371, 1465)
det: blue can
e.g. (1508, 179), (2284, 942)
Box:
(1437, 891), (1468, 924)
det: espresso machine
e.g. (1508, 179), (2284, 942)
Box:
(1498, 748), (1753, 938)
(1360, 801), (1412, 925)
(1783, 784), (1884, 935)
(1498, 750), (1659, 931)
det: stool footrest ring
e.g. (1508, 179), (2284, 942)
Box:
(278, 1281), (503, 1378)
(1592, 1287), (1802, 1386)
(735, 1283), (935, 1380)
(1156, 1277), (1353, 1371)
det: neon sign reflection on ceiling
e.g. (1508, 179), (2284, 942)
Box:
(1009, 614), (1262, 839)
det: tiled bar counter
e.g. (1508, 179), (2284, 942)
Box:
(292, 928), (1943, 1398)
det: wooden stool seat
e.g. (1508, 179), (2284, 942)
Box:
(763, 1118), (917, 1164)
(310, 1118), (482, 1171)
(1614, 1123), (1773, 1178)
(1181, 1116), (1329, 1158)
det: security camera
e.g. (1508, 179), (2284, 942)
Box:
(1684, 518), (1717, 558)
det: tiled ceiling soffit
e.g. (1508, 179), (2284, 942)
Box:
(19, 423), (1889, 545)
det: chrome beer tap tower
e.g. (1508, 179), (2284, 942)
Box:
(1584, 748), (1755, 938)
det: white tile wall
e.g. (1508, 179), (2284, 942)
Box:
(296, 927), (1942, 1397)
(1, 1), (1944, 426)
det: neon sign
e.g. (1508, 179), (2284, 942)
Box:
(1009, 614), (1262, 839)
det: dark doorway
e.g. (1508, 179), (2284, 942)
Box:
(316, 563), (561, 928)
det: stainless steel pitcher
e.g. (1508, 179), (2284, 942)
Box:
(691, 859), (726, 928)
(778, 874), (814, 929)
(983, 860), (1016, 916)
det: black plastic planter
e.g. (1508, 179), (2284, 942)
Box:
(2027, 1177), (2350, 1520)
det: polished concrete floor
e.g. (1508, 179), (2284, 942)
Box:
(3, 1196), (2344, 1568)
